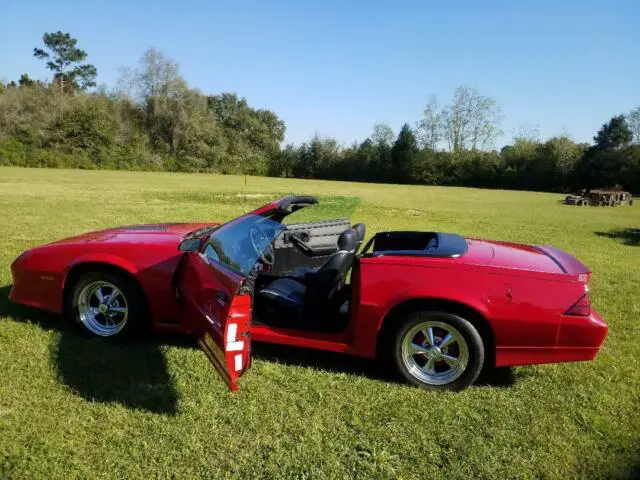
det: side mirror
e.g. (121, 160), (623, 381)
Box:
(178, 238), (201, 252)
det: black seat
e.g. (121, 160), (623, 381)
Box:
(257, 277), (306, 310)
(258, 228), (359, 316)
(288, 223), (365, 280)
(352, 223), (366, 252)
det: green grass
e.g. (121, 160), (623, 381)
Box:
(0, 166), (639, 479)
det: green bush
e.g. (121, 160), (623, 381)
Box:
(19, 148), (92, 169)
(0, 138), (27, 166)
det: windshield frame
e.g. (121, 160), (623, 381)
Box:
(200, 214), (285, 276)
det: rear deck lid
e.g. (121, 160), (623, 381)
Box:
(485, 240), (588, 275)
(535, 245), (590, 274)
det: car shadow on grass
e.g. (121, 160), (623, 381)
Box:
(0, 285), (179, 415)
(230, 338), (518, 389)
(159, 334), (518, 388)
(1, 284), (517, 405)
(595, 228), (640, 246)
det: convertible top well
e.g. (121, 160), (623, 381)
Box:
(364, 231), (469, 258)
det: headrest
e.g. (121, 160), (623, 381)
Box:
(337, 228), (358, 252)
(352, 223), (366, 243)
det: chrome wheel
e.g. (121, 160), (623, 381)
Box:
(77, 281), (129, 336)
(401, 320), (469, 385)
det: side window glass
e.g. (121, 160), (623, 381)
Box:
(203, 243), (220, 263)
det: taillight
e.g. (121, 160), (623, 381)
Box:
(578, 273), (591, 284)
(565, 294), (591, 316)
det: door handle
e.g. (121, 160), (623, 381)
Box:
(216, 291), (229, 306)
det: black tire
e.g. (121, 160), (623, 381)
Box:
(390, 310), (485, 392)
(65, 271), (147, 340)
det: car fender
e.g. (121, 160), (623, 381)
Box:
(352, 284), (491, 359)
(59, 251), (185, 326)
(379, 286), (491, 331)
(62, 253), (140, 290)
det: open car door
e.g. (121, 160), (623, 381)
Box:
(175, 199), (304, 390)
(176, 250), (252, 391)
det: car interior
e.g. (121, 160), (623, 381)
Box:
(251, 223), (470, 332)
(198, 197), (467, 334)
(192, 194), (471, 334)
(253, 221), (366, 333)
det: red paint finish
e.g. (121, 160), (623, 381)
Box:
(9, 197), (608, 391)
(10, 223), (212, 322)
(176, 252), (251, 391)
(251, 324), (351, 353)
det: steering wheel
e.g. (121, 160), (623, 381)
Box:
(249, 225), (275, 266)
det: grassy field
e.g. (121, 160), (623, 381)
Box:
(0, 166), (639, 479)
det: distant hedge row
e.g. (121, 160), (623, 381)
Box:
(267, 134), (640, 193)
(0, 84), (284, 175)
(1, 82), (639, 193)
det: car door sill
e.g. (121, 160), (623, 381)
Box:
(251, 323), (352, 353)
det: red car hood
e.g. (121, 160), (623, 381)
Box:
(46, 223), (217, 247)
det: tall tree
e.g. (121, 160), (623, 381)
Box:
(345, 138), (375, 181)
(512, 123), (540, 143)
(417, 95), (442, 150)
(18, 74), (35, 88)
(391, 123), (418, 183)
(369, 123), (394, 181)
(207, 92), (285, 173)
(117, 47), (186, 102)
(116, 49), (189, 157)
(627, 107), (640, 145)
(533, 136), (583, 190)
(441, 86), (502, 152)
(33, 31), (97, 92)
(268, 143), (297, 177)
(593, 115), (633, 149)
(207, 92), (284, 154)
(371, 123), (394, 146)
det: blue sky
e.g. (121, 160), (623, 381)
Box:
(2, 0), (638, 147)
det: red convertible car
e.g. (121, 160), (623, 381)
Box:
(9, 195), (608, 391)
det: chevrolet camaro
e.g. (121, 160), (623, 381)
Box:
(9, 195), (608, 391)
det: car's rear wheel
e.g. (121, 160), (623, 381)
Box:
(390, 310), (485, 391)
(66, 271), (144, 339)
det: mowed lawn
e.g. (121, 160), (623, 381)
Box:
(0, 166), (639, 479)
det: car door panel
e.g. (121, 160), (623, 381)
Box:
(176, 251), (251, 391)
(272, 218), (350, 274)
(197, 293), (251, 390)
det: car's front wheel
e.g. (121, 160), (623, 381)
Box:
(391, 310), (485, 391)
(66, 271), (144, 339)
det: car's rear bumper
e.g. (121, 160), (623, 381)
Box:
(555, 308), (608, 356)
(496, 309), (608, 367)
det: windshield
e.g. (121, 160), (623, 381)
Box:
(185, 224), (220, 239)
(204, 214), (284, 275)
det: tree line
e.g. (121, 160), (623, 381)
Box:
(1, 31), (639, 193)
